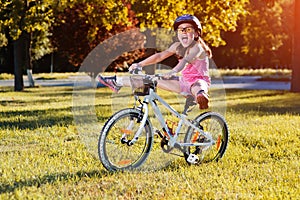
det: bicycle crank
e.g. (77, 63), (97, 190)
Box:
(186, 153), (204, 164)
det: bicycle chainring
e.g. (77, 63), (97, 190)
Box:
(160, 137), (174, 153)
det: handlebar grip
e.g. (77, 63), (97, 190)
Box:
(129, 67), (143, 74)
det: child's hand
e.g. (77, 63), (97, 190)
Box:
(129, 63), (142, 74)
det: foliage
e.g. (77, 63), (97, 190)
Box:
(213, 0), (293, 68)
(132, 0), (249, 47)
(0, 0), (55, 60)
(241, 0), (293, 56)
(51, 0), (249, 69)
(52, 1), (136, 67)
(0, 0), (293, 71)
(0, 85), (299, 198)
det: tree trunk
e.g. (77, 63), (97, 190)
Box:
(13, 32), (25, 91)
(25, 32), (35, 87)
(291, 0), (300, 92)
(27, 69), (34, 87)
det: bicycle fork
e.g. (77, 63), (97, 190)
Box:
(121, 101), (149, 146)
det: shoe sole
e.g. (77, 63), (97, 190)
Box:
(98, 77), (118, 93)
(197, 93), (209, 109)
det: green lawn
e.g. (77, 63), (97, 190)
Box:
(0, 68), (292, 80)
(0, 85), (299, 199)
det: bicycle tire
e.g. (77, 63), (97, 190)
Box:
(98, 108), (153, 171)
(184, 112), (229, 164)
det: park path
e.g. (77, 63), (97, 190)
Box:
(221, 76), (290, 90)
(0, 75), (291, 90)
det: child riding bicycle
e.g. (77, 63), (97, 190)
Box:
(98, 14), (212, 109)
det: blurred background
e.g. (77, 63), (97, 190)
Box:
(0, 0), (297, 90)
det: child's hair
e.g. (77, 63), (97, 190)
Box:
(175, 38), (212, 59)
(197, 37), (212, 58)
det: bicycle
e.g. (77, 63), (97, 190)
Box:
(98, 72), (229, 172)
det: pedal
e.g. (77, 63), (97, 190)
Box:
(186, 154), (199, 164)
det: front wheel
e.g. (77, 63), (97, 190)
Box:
(98, 108), (153, 172)
(184, 112), (229, 164)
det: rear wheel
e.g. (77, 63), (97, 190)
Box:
(184, 112), (229, 164)
(98, 108), (153, 171)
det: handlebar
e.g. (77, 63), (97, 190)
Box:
(129, 67), (178, 81)
(129, 66), (143, 75)
(129, 67), (161, 81)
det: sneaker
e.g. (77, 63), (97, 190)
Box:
(98, 75), (122, 93)
(196, 91), (209, 109)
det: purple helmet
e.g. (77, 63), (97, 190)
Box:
(173, 14), (202, 34)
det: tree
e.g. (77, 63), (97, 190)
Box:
(1, 0), (250, 82)
(241, 0), (293, 67)
(261, 0), (299, 92)
(52, 2), (136, 68)
(212, 0), (293, 68)
(291, 0), (300, 92)
(52, 0), (250, 71)
(131, 0), (249, 47)
(0, 0), (54, 91)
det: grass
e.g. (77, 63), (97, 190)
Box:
(218, 68), (291, 77)
(0, 68), (292, 80)
(0, 72), (82, 80)
(0, 83), (299, 199)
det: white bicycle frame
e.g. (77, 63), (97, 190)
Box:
(126, 86), (215, 149)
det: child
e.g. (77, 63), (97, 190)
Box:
(98, 14), (212, 109)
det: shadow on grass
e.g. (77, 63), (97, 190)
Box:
(0, 107), (74, 129)
(226, 89), (300, 115)
(0, 169), (109, 194)
(0, 104), (111, 130)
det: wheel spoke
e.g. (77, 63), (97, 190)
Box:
(184, 112), (229, 164)
(98, 109), (153, 171)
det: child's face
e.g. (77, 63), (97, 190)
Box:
(177, 23), (197, 47)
